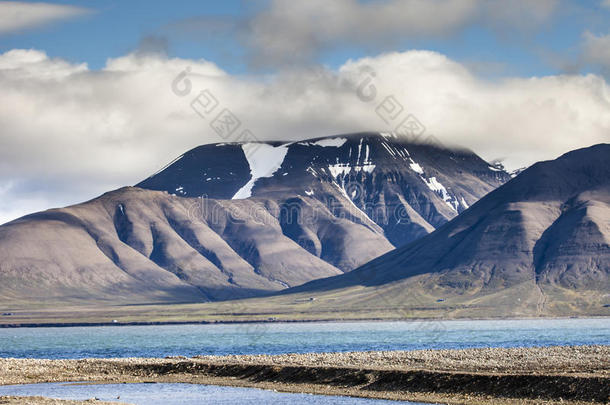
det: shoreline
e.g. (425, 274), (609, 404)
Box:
(1, 314), (608, 329)
(1, 346), (608, 404)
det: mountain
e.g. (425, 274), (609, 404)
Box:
(0, 133), (509, 306)
(138, 132), (509, 247)
(2, 186), (378, 304)
(281, 144), (610, 317)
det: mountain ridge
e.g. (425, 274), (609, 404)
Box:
(0, 132), (510, 306)
(0, 133), (508, 303)
(138, 132), (510, 247)
(277, 143), (610, 317)
(0, 140), (606, 319)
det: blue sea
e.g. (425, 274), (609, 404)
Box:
(1, 318), (608, 404)
(0, 318), (608, 359)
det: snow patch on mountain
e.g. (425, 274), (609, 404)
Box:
(379, 132), (397, 139)
(381, 141), (409, 160)
(360, 163), (376, 173)
(311, 137), (347, 147)
(422, 176), (459, 212)
(396, 147), (409, 159)
(328, 163), (375, 176)
(232, 143), (289, 199)
(425, 177), (447, 195)
(510, 167), (527, 178)
(306, 166), (319, 177)
(333, 181), (374, 224)
(328, 163), (352, 178)
(380, 141), (396, 158)
(328, 156), (376, 177)
(409, 161), (424, 174)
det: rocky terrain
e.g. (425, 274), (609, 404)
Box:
(0, 398), (117, 404)
(193, 345), (610, 376)
(0, 346), (607, 404)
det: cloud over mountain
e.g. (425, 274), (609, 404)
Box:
(0, 47), (608, 224)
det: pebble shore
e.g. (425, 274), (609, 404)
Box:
(0, 397), (118, 404)
(194, 345), (610, 375)
(0, 346), (608, 404)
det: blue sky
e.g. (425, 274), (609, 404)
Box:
(0, 0), (264, 73)
(1, 0), (609, 77)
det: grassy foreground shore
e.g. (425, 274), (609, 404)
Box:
(1, 346), (609, 404)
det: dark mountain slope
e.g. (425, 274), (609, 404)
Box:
(138, 132), (510, 247)
(283, 144), (610, 316)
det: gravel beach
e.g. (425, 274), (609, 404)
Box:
(0, 397), (120, 404)
(0, 346), (608, 404)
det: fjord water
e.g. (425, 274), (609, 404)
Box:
(0, 382), (426, 404)
(1, 318), (608, 359)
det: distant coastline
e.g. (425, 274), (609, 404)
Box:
(2, 314), (609, 329)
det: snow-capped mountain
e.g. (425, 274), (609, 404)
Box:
(0, 132), (510, 305)
(139, 132), (510, 247)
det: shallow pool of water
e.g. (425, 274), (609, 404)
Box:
(0, 382), (427, 404)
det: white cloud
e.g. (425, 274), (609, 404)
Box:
(582, 31), (610, 71)
(482, 0), (559, 32)
(0, 49), (87, 77)
(171, 0), (559, 68)
(602, 0), (610, 9)
(244, 0), (479, 66)
(0, 1), (90, 35)
(0, 48), (609, 224)
(340, 52), (609, 167)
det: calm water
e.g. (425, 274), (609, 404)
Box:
(0, 382), (427, 404)
(0, 318), (608, 359)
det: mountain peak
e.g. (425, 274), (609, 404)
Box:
(137, 132), (510, 247)
(492, 143), (610, 203)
